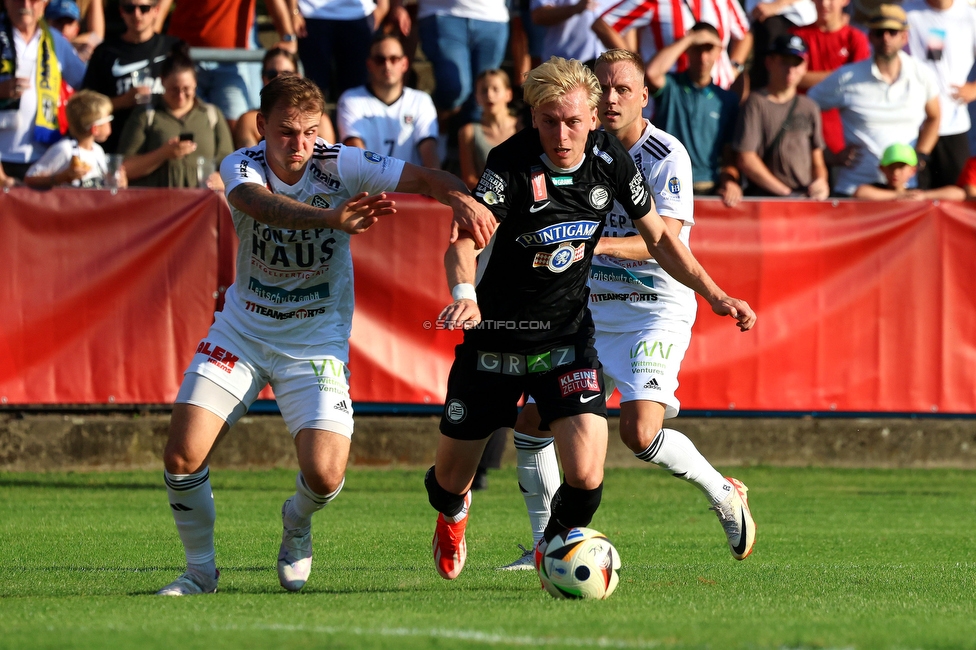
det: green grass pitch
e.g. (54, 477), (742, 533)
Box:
(1, 466), (974, 649)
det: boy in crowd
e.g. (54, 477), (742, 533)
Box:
(854, 143), (964, 199)
(734, 34), (829, 199)
(25, 90), (122, 189)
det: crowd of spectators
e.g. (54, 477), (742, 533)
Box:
(2, 0), (976, 201)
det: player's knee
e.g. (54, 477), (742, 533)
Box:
(162, 442), (205, 475)
(618, 406), (664, 453)
(563, 468), (604, 491)
(424, 466), (466, 516)
(302, 468), (345, 496)
(619, 418), (663, 454)
(514, 404), (542, 435)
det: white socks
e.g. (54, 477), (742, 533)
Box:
(636, 428), (733, 505)
(283, 472), (344, 531)
(513, 430), (560, 545)
(164, 467), (217, 574)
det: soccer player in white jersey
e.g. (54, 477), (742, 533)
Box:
(336, 33), (440, 168)
(156, 74), (494, 596)
(501, 49), (756, 570)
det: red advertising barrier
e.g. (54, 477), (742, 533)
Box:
(0, 189), (232, 404)
(1, 189), (974, 413)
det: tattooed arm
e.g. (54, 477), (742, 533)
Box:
(227, 183), (396, 234)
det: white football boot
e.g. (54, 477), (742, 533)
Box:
(497, 544), (535, 571)
(156, 569), (219, 596)
(277, 498), (313, 591)
(709, 477), (756, 560)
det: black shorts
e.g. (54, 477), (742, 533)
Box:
(439, 330), (607, 441)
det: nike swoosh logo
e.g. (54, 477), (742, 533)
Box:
(111, 58), (151, 77)
(732, 509), (749, 556)
(529, 201), (550, 213)
(579, 393), (599, 403)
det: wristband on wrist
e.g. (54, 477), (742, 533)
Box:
(282, 33), (297, 42)
(451, 283), (477, 302)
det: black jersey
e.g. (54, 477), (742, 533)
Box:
(469, 127), (652, 346)
(81, 34), (183, 154)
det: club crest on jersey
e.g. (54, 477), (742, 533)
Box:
(403, 114), (414, 125)
(589, 185), (610, 209)
(516, 220), (600, 247)
(308, 194), (330, 209)
(363, 151), (383, 163)
(533, 242), (585, 273)
(667, 177), (681, 194)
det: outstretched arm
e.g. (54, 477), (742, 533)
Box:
(396, 163), (497, 247)
(227, 183), (396, 233)
(633, 210), (756, 331)
(593, 217), (683, 260)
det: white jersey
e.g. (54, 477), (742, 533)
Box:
(588, 121), (697, 333)
(904, 0), (976, 136)
(336, 86), (439, 167)
(219, 139), (404, 359)
(26, 139), (108, 188)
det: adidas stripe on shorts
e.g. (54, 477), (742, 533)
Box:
(176, 312), (355, 438)
(595, 327), (691, 419)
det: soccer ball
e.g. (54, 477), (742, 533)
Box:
(537, 527), (620, 600)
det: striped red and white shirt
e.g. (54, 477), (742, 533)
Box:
(599, 0), (749, 89)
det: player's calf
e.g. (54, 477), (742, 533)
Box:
(542, 482), (603, 543)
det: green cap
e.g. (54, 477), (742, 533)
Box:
(880, 143), (918, 167)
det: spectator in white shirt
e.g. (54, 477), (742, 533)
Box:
(337, 33), (439, 168)
(807, 4), (940, 196)
(904, 0), (976, 189)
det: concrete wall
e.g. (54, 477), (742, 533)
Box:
(2, 412), (974, 471)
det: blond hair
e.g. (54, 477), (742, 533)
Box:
(595, 49), (645, 84)
(65, 90), (113, 138)
(522, 57), (601, 109)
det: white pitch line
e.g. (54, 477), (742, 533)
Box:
(217, 622), (663, 648)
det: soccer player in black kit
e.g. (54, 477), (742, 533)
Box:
(425, 56), (757, 581)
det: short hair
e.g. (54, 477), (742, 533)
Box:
(522, 57), (601, 109)
(262, 47), (300, 72)
(594, 49), (646, 85)
(65, 89), (112, 137)
(370, 32), (405, 54)
(260, 74), (325, 117)
(161, 42), (195, 80)
(689, 21), (720, 39)
(475, 68), (511, 90)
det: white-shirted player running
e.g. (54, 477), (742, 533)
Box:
(501, 49), (756, 569)
(157, 75), (494, 596)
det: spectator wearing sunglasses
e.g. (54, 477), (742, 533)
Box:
(233, 48), (336, 149)
(336, 33), (439, 168)
(807, 4), (941, 196)
(81, 0), (183, 154)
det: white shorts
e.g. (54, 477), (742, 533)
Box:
(176, 314), (354, 438)
(595, 328), (691, 419)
